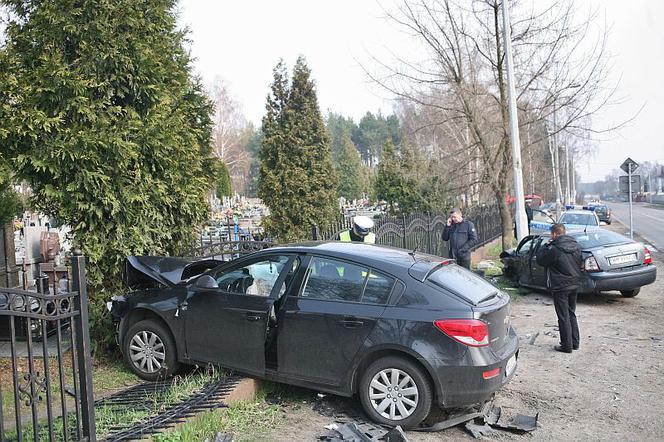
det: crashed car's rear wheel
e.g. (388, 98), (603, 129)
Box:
(620, 288), (640, 297)
(359, 356), (432, 429)
(124, 320), (178, 381)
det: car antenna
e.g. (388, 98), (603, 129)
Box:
(409, 235), (423, 259)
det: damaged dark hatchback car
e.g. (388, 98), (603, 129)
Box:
(109, 242), (519, 428)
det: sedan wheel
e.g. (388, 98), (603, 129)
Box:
(359, 356), (432, 429)
(620, 288), (640, 297)
(130, 330), (166, 374)
(369, 368), (419, 421)
(124, 320), (179, 381)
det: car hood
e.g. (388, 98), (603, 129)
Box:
(123, 256), (224, 289)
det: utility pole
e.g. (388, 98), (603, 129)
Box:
(571, 152), (576, 204)
(502, 0), (529, 242)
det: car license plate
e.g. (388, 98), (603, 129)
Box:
(609, 254), (637, 265)
(505, 354), (517, 377)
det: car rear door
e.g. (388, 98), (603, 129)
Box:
(184, 255), (293, 375)
(276, 255), (393, 387)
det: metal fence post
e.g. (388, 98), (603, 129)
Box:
(70, 251), (97, 441)
(401, 215), (407, 249)
(312, 224), (320, 241)
(426, 212), (432, 254)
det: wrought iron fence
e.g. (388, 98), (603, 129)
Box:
(186, 206), (502, 261)
(183, 240), (274, 261)
(0, 252), (96, 441)
(314, 205), (503, 257)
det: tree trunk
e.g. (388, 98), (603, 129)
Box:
(496, 192), (514, 251)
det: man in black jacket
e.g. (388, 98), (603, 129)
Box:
(442, 208), (478, 269)
(536, 223), (583, 353)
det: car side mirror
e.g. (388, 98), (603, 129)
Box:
(195, 275), (218, 290)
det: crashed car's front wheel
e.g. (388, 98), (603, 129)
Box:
(124, 320), (179, 381)
(359, 356), (432, 429)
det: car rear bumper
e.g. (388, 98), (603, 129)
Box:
(424, 326), (520, 408)
(582, 265), (656, 292)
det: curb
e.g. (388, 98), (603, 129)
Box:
(222, 377), (260, 404)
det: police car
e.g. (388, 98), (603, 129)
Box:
(558, 206), (601, 231)
(529, 205), (600, 234)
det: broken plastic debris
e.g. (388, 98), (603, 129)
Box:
(489, 409), (539, 433)
(465, 421), (497, 438)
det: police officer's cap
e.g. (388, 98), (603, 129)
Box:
(353, 215), (374, 234)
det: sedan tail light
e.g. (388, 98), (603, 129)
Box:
(434, 319), (489, 347)
(584, 256), (600, 272)
(644, 248), (652, 265)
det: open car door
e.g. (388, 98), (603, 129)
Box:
(183, 255), (294, 375)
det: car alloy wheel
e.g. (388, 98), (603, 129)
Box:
(129, 330), (166, 374)
(368, 368), (419, 421)
(123, 319), (178, 381)
(359, 356), (432, 429)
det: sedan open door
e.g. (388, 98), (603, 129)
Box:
(183, 255), (294, 375)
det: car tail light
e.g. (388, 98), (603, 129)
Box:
(644, 248), (652, 265)
(584, 256), (600, 272)
(434, 319), (489, 347)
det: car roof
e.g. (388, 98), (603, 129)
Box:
(259, 241), (435, 274)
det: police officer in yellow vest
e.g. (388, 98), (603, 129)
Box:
(338, 215), (376, 244)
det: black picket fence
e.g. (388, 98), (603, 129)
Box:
(313, 206), (502, 257)
(0, 252), (96, 441)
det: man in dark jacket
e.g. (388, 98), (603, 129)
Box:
(442, 208), (478, 269)
(536, 223), (583, 353)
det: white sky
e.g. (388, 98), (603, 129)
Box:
(178, 0), (664, 184)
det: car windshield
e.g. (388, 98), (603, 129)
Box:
(573, 230), (631, 248)
(426, 264), (498, 305)
(532, 211), (552, 222)
(559, 212), (597, 226)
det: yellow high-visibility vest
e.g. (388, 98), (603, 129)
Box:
(339, 230), (376, 244)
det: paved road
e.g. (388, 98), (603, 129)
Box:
(607, 201), (664, 250)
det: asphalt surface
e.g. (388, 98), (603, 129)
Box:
(607, 201), (664, 251)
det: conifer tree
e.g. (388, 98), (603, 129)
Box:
(0, 0), (215, 347)
(259, 57), (337, 240)
(334, 134), (366, 200)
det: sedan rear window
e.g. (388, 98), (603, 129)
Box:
(426, 265), (498, 305)
(573, 230), (630, 248)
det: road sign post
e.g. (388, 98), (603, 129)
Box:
(628, 163), (633, 238)
(620, 158), (639, 239)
